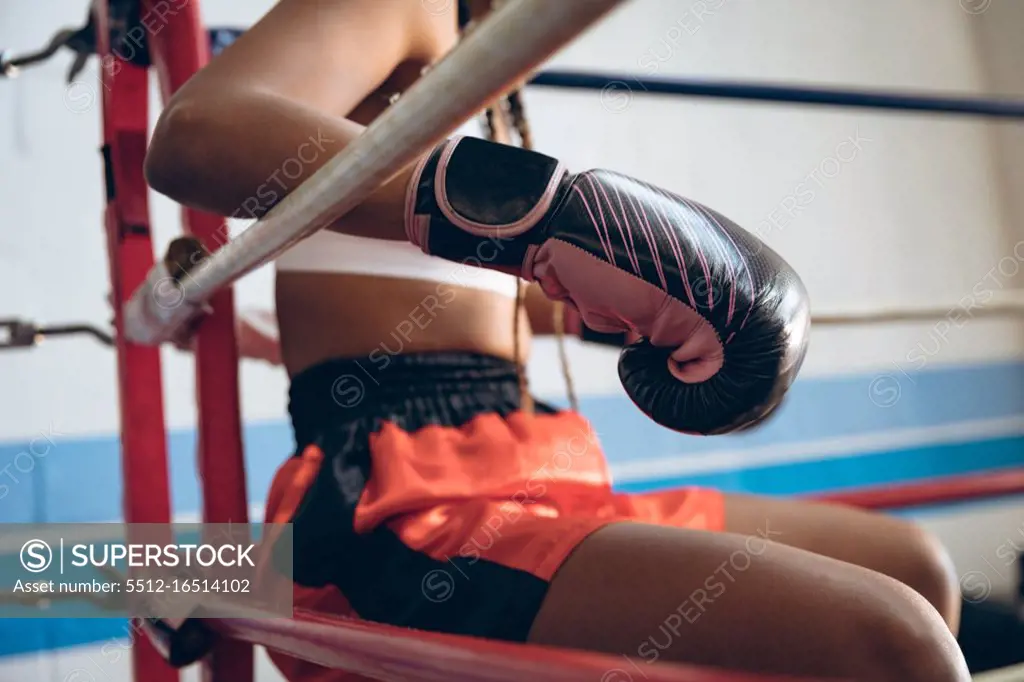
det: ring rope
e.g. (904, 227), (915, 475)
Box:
(811, 289), (1024, 326)
(530, 70), (1024, 120)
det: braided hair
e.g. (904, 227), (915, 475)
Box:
(459, 1), (578, 412)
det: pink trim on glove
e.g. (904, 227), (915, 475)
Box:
(404, 150), (435, 247)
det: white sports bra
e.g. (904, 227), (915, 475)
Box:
(275, 230), (521, 298)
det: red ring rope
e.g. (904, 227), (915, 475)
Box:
(209, 608), (825, 682)
(815, 468), (1024, 510)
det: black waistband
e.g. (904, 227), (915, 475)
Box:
(287, 352), (527, 446)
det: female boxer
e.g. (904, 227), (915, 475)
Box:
(144, 1), (968, 680)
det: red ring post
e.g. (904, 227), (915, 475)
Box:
(140, 1), (254, 681)
(94, 0), (177, 680)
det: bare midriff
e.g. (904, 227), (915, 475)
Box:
(276, 272), (529, 377)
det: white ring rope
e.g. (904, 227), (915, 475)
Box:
(123, 0), (628, 345)
(812, 289), (1024, 326)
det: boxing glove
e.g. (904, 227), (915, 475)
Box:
(405, 136), (810, 434)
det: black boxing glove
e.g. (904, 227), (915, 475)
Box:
(406, 136), (810, 434)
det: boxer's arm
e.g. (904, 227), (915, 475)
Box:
(145, 0), (455, 235)
(236, 310), (283, 365)
(169, 309), (282, 365)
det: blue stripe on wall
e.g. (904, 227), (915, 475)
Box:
(0, 442), (43, 525)
(33, 422), (295, 524)
(593, 359), (1024, 466)
(613, 435), (1024, 495)
(0, 360), (1021, 526)
(0, 619), (129, 660)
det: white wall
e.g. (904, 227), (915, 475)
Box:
(971, 0), (1024, 246)
(1, 0), (1023, 680)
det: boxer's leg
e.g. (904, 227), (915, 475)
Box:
(528, 522), (969, 682)
(721, 493), (961, 631)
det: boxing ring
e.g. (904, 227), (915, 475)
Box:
(4, 0), (1024, 680)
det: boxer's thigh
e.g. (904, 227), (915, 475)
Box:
(527, 522), (969, 682)
(722, 493), (961, 629)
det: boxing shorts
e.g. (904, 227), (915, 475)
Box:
(263, 352), (724, 681)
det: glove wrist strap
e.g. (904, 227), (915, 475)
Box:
(405, 136), (570, 274)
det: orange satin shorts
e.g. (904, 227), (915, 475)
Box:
(263, 353), (723, 682)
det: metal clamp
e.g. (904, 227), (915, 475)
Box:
(0, 318), (114, 350)
(1, 9), (246, 82)
(0, 319), (37, 348)
(0, 9), (96, 82)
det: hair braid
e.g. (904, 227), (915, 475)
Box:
(482, 103), (531, 411)
(464, 2), (577, 413)
(506, 87), (578, 413)
(505, 89), (534, 150)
